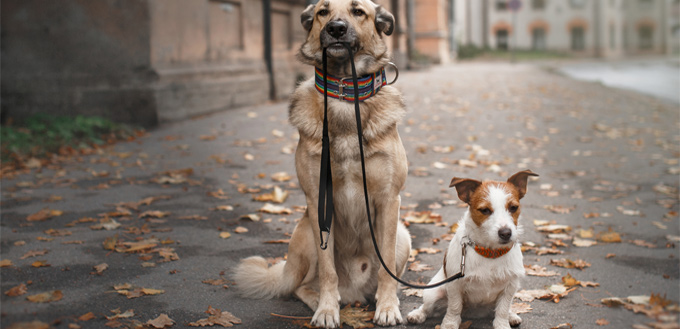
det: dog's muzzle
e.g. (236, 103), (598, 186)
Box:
(321, 19), (358, 58)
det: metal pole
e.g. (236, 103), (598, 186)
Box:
(263, 0), (275, 100)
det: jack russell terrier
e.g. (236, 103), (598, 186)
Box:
(407, 170), (538, 329)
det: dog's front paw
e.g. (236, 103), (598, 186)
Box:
(493, 318), (512, 329)
(311, 305), (340, 328)
(406, 308), (427, 324)
(374, 300), (403, 326)
(509, 313), (522, 327)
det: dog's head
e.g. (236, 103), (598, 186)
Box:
(298, 0), (395, 76)
(449, 170), (538, 248)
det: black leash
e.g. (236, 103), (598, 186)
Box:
(318, 43), (465, 289)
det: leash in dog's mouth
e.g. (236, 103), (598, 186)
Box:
(317, 43), (466, 289)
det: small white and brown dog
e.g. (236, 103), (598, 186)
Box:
(407, 170), (538, 329)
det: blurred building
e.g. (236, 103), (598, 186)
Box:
(2, 0), (677, 126)
(424, 0), (680, 63)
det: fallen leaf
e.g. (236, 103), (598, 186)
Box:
(264, 239), (290, 244)
(189, 306), (241, 327)
(92, 263), (109, 275)
(550, 258), (591, 270)
(630, 240), (657, 248)
(27, 209), (63, 222)
(19, 249), (49, 259)
(537, 224), (572, 233)
(408, 261), (434, 272)
(234, 227), (248, 234)
(253, 186), (289, 204)
(5, 283), (27, 297)
(27, 290), (63, 303)
(31, 261), (50, 268)
(550, 323), (573, 329)
(573, 237), (598, 247)
(601, 297), (626, 307)
(598, 230), (622, 243)
(0, 259), (13, 267)
(139, 210), (171, 219)
(90, 218), (121, 231)
(416, 248), (441, 254)
(271, 172), (292, 182)
(106, 309), (135, 320)
(536, 247), (564, 255)
(202, 278), (229, 286)
(214, 205), (234, 212)
(514, 289), (553, 302)
(259, 203), (293, 215)
(146, 314), (174, 328)
(338, 303), (375, 329)
(78, 312), (96, 321)
(6, 321), (50, 329)
(628, 295), (651, 305)
(596, 318), (610, 326)
(524, 264), (560, 277)
(544, 205), (574, 214)
(239, 213), (260, 221)
(44, 229), (72, 236)
(219, 232), (232, 239)
(402, 211), (442, 224)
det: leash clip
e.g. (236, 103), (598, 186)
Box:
(320, 231), (329, 250)
(460, 237), (474, 276)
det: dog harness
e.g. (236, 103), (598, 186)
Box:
(314, 67), (387, 102)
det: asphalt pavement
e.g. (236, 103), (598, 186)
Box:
(1, 60), (679, 329)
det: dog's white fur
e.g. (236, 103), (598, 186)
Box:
(407, 171), (537, 329)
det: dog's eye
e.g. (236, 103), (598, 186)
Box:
(352, 9), (365, 16)
(508, 205), (519, 213)
(317, 9), (329, 16)
(478, 208), (492, 216)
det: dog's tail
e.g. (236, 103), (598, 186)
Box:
(233, 256), (298, 299)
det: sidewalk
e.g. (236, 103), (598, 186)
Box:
(1, 62), (678, 329)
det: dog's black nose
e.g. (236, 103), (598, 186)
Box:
(498, 227), (512, 241)
(325, 20), (348, 39)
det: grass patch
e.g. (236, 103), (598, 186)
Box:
(1, 114), (143, 166)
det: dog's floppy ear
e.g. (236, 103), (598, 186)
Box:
(507, 170), (539, 199)
(374, 6), (395, 36)
(449, 177), (482, 204)
(301, 4), (315, 32)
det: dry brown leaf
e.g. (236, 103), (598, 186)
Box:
(44, 229), (72, 236)
(202, 278), (229, 286)
(416, 248), (441, 254)
(338, 303), (375, 329)
(598, 230), (622, 243)
(264, 239), (291, 244)
(234, 227), (248, 234)
(139, 210), (170, 219)
(0, 259), (13, 267)
(31, 260), (50, 268)
(6, 321), (50, 329)
(550, 323), (573, 329)
(271, 172), (292, 182)
(106, 309), (135, 320)
(92, 263), (109, 275)
(550, 258), (591, 270)
(536, 247), (564, 255)
(402, 211), (442, 224)
(259, 203), (293, 215)
(78, 312), (96, 321)
(253, 186), (289, 204)
(189, 306), (241, 327)
(239, 213), (260, 221)
(537, 224), (572, 233)
(27, 209), (63, 222)
(524, 264), (560, 277)
(573, 237), (598, 247)
(20, 249), (49, 260)
(219, 232), (231, 239)
(630, 240), (657, 248)
(26, 290), (63, 303)
(146, 314), (175, 328)
(408, 261), (434, 272)
(544, 205), (574, 214)
(514, 289), (553, 302)
(5, 283), (27, 297)
(596, 318), (610, 326)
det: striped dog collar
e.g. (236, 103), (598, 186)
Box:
(314, 67), (387, 102)
(473, 243), (514, 259)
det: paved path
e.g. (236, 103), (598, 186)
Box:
(2, 62), (678, 329)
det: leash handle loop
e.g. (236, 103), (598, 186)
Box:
(318, 47), (333, 250)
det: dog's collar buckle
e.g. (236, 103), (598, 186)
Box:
(337, 78), (348, 101)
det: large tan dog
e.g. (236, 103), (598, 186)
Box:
(234, 0), (411, 327)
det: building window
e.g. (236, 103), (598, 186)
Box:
(638, 26), (654, 49)
(496, 0), (508, 11)
(571, 27), (585, 50)
(532, 0), (546, 10)
(570, 0), (586, 9)
(497, 29), (509, 50)
(638, 0), (653, 9)
(532, 28), (546, 50)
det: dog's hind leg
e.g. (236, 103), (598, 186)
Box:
(406, 268), (447, 324)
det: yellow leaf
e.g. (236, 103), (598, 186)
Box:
(219, 232), (231, 239)
(26, 290), (63, 303)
